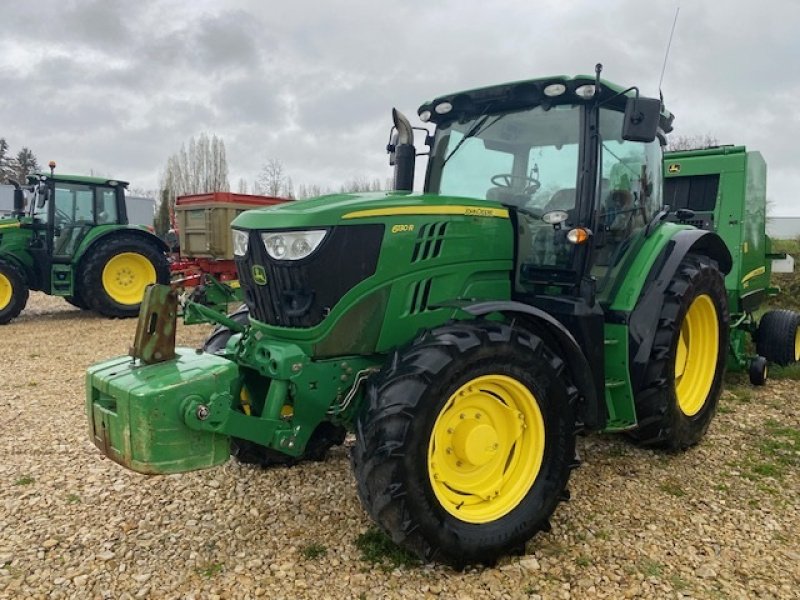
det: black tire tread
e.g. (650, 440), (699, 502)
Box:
(64, 292), (89, 310)
(0, 260), (29, 324)
(757, 309), (800, 366)
(628, 253), (729, 450)
(351, 320), (578, 567)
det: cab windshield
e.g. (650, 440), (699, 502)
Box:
(426, 104), (581, 215)
(425, 103), (664, 286)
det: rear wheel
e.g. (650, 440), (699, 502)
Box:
(352, 321), (577, 567)
(0, 261), (29, 324)
(629, 254), (729, 450)
(757, 309), (800, 366)
(79, 234), (169, 317)
(64, 291), (89, 310)
(202, 307), (346, 468)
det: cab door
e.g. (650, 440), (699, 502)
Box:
(51, 182), (98, 261)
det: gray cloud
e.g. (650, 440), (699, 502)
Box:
(1, 0), (799, 213)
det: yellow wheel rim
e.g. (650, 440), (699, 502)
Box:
(0, 272), (12, 311)
(675, 294), (719, 417)
(101, 253), (156, 305)
(795, 327), (800, 362)
(428, 374), (545, 524)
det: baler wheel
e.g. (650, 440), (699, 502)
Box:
(0, 260), (29, 325)
(748, 356), (768, 386)
(756, 309), (800, 366)
(351, 321), (577, 567)
(628, 253), (729, 451)
(79, 234), (169, 317)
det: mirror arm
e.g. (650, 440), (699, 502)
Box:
(597, 85), (639, 109)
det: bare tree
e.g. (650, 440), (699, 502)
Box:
(296, 183), (334, 200)
(666, 134), (719, 152)
(339, 176), (382, 194)
(11, 147), (40, 183)
(159, 133), (230, 222)
(236, 178), (249, 194)
(255, 159), (293, 198)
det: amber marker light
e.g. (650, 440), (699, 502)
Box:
(567, 227), (592, 245)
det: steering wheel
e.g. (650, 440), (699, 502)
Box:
(490, 173), (541, 196)
(54, 208), (71, 227)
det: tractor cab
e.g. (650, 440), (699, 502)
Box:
(26, 172), (129, 256)
(412, 74), (670, 304)
(22, 171), (131, 295)
(0, 167), (167, 324)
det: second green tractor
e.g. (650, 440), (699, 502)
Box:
(0, 170), (169, 324)
(86, 69), (799, 567)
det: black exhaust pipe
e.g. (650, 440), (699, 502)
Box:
(389, 108), (415, 192)
(8, 179), (24, 216)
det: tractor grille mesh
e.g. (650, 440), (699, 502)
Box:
(236, 224), (384, 328)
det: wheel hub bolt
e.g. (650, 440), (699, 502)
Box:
(196, 405), (209, 420)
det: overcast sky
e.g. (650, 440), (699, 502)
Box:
(2, 0), (799, 214)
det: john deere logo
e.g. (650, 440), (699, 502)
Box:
(251, 265), (268, 285)
(668, 163), (681, 174)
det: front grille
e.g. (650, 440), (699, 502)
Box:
(236, 224), (384, 327)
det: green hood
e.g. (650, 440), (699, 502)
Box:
(231, 191), (510, 230)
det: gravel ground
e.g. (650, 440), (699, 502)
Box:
(1, 292), (798, 600)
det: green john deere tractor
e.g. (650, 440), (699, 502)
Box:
(86, 68), (799, 566)
(0, 168), (169, 324)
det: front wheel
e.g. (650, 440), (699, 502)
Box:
(0, 261), (29, 325)
(79, 234), (169, 317)
(352, 321), (577, 567)
(629, 253), (729, 450)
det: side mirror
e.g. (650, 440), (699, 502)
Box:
(36, 186), (49, 209)
(622, 96), (661, 143)
(387, 130), (399, 166)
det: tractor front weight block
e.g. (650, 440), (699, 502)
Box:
(86, 349), (240, 475)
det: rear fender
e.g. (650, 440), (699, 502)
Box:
(74, 226), (169, 265)
(626, 229), (732, 393)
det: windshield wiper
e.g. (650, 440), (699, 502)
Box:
(441, 113), (507, 168)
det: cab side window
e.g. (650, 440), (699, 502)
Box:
(96, 188), (118, 224)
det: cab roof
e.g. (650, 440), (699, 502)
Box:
(29, 172), (129, 188)
(418, 74), (674, 134)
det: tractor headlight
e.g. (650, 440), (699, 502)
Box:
(232, 229), (249, 256)
(261, 230), (327, 261)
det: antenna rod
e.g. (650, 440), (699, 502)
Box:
(658, 7), (680, 94)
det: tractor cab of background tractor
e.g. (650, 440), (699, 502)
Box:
(27, 169), (130, 253)
(0, 164), (170, 324)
